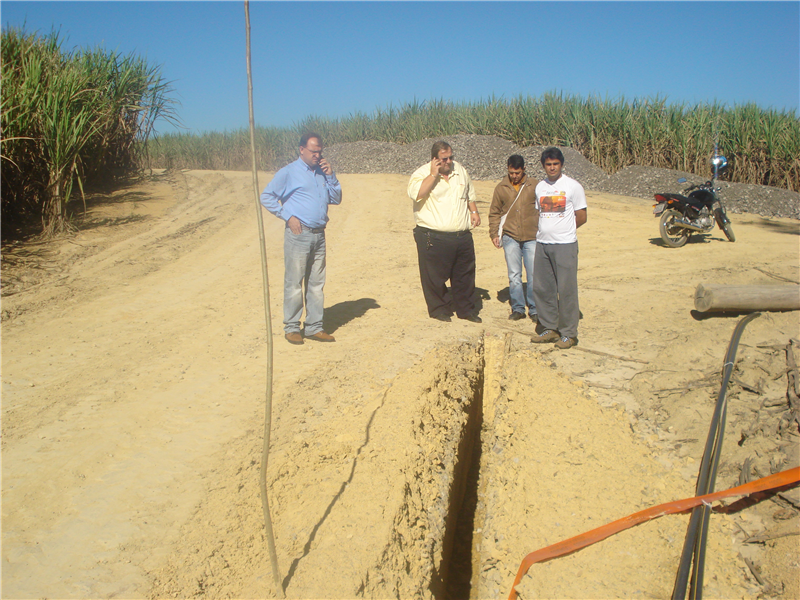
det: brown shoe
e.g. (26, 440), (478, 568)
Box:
(554, 336), (577, 349)
(306, 331), (335, 342)
(285, 332), (304, 345)
(531, 329), (559, 343)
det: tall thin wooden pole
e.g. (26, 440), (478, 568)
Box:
(244, 2), (284, 597)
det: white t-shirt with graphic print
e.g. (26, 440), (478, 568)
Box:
(535, 174), (587, 244)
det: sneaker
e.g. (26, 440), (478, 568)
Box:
(529, 313), (538, 323)
(508, 311), (526, 321)
(554, 336), (577, 349)
(530, 329), (559, 343)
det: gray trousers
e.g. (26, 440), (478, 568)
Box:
(532, 241), (580, 339)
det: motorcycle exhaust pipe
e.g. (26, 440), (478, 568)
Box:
(672, 219), (706, 232)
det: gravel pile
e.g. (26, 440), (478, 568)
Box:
(326, 134), (609, 189)
(598, 165), (800, 220)
(325, 134), (799, 220)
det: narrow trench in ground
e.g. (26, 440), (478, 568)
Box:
(439, 364), (485, 600)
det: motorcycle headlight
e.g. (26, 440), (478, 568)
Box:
(711, 155), (728, 175)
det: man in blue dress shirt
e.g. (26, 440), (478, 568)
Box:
(260, 133), (342, 344)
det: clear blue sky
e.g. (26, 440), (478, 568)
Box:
(3, 1), (798, 136)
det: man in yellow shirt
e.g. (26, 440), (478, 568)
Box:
(407, 141), (482, 323)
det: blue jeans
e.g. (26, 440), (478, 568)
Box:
(283, 228), (326, 335)
(502, 235), (536, 315)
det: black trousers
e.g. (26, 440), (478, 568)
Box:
(413, 226), (476, 318)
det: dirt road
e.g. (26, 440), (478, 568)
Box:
(2, 169), (798, 598)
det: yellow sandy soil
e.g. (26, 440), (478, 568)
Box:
(2, 170), (798, 598)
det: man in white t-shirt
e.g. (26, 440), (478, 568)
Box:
(530, 147), (587, 349)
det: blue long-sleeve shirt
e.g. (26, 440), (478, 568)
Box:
(260, 157), (342, 229)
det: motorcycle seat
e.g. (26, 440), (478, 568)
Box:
(655, 193), (692, 203)
(656, 191), (715, 210)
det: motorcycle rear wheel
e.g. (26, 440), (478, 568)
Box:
(659, 209), (690, 248)
(721, 222), (736, 242)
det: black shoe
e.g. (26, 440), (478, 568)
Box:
(459, 314), (482, 323)
(530, 313), (539, 323)
(431, 313), (451, 322)
(509, 311), (526, 321)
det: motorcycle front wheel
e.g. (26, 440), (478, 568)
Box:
(721, 222), (736, 242)
(659, 209), (690, 248)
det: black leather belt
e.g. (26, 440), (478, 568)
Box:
(415, 226), (470, 237)
(299, 224), (325, 234)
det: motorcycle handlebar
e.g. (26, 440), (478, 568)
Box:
(683, 181), (713, 192)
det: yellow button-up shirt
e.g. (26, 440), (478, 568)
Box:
(407, 161), (477, 232)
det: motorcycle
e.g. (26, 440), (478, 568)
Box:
(652, 155), (735, 247)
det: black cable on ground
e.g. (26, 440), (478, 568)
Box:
(672, 312), (761, 600)
(244, 2), (284, 597)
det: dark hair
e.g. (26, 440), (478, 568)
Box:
(540, 147), (564, 165)
(300, 132), (322, 147)
(507, 154), (525, 169)
(430, 141), (452, 159)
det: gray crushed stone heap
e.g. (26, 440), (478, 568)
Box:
(324, 134), (799, 220)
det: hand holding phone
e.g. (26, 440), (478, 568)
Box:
(429, 157), (442, 177)
(319, 156), (332, 175)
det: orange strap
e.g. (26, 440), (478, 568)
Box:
(508, 467), (800, 600)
